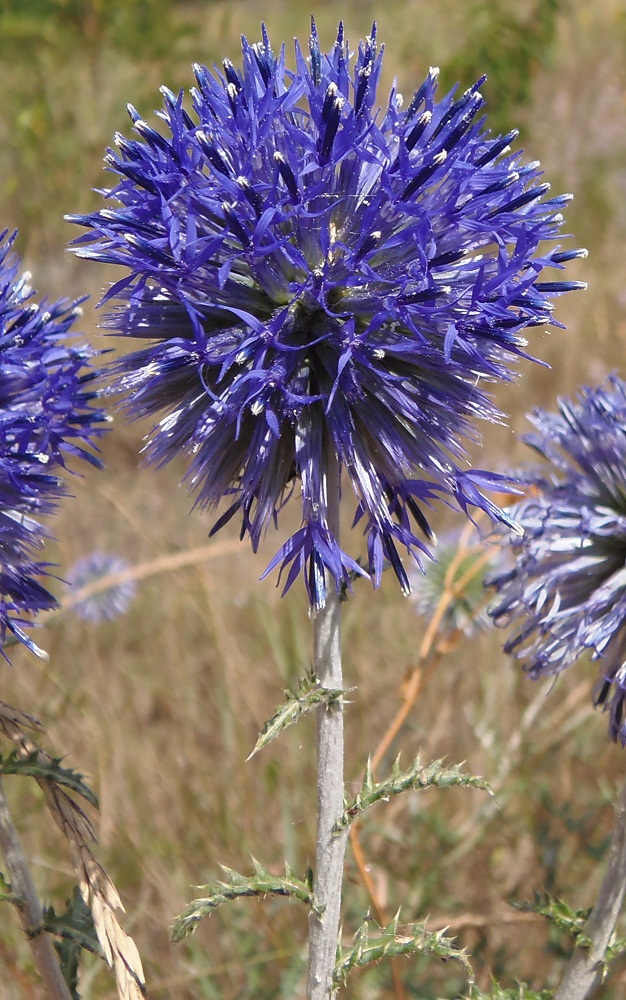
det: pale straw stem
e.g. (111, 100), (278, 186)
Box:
(306, 450), (349, 1000)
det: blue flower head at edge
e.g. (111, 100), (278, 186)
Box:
(69, 20), (585, 610)
(0, 231), (107, 656)
(488, 377), (626, 745)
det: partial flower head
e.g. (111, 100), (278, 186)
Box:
(70, 20), (584, 609)
(488, 377), (626, 744)
(409, 527), (497, 639)
(66, 552), (136, 622)
(0, 231), (106, 655)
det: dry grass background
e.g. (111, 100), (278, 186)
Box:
(0, 1), (625, 997)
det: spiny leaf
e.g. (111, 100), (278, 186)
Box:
(172, 860), (317, 943)
(333, 914), (472, 987)
(513, 892), (626, 973)
(43, 888), (103, 1000)
(247, 671), (344, 760)
(512, 893), (591, 947)
(0, 750), (98, 809)
(338, 756), (492, 829)
(464, 980), (553, 1000)
(606, 934), (626, 964)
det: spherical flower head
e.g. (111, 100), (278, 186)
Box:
(0, 231), (107, 656)
(69, 20), (585, 610)
(409, 527), (498, 640)
(488, 377), (626, 745)
(66, 552), (136, 622)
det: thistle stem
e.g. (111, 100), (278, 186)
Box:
(0, 778), (72, 1000)
(555, 777), (626, 1000)
(307, 453), (348, 1000)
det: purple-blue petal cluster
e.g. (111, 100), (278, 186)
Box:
(488, 377), (626, 744)
(70, 20), (584, 608)
(0, 231), (107, 655)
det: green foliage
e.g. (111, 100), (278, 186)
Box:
(442, 0), (560, 133)
(0, 0), (194, 256)
(172, 860), (316, 944)
(334, 913), (472, 988)
(0, 0), (191, 59)
(0, 750), (98, 808)
(513, 891), (626, 969)
(513, 892), (592, 948)
(338, 756), (492, 829)
(43, 888), (103, 1000)
(247, 671), (345, 760)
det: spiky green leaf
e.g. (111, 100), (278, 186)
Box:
(606, 934), (626, 964)
(334, 914), (472, 987)
(464, 980), (553, 1000)
(247, 672), (344, 760)
(0, 869), (14, 903)
(513, 892), (626, 971)
(0, 750), (98, 808)
(512, 893), (591, 948)
(172, 860), (317, 943)
(43, 888), (103, 1000)
(338, 756), (492, 829)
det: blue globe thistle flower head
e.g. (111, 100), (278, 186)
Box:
(69, 20), (585, 610)
(0, 231), (107, 656)
(488, 377), (626, 745)
(66, 552), (137, 622)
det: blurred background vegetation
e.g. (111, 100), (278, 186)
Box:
(0, 0), (625, 997)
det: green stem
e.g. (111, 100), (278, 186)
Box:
(306, 452), (348, 1000)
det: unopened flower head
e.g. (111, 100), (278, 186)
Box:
(488, 377), (626, 744)
(70, 20), (584, 609)
(66, 552), (136, 622)
(0, 231), (106, 655)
